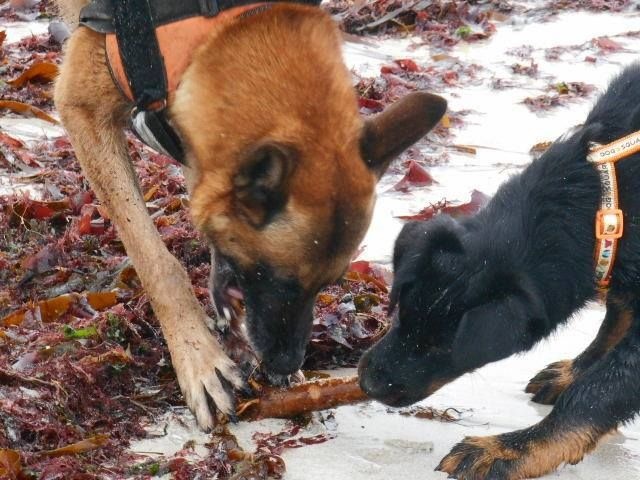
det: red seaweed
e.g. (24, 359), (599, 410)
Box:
(523, 81), (596, 113)
(396, 189), (490, 221)
(325, 0), (514, 48)
(391, 160), (437, 192)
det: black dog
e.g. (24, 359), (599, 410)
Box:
(359, 63), (640, 479)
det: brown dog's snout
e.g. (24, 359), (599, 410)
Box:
(263, 348), (306, 376)
(238, 263), (317, 376)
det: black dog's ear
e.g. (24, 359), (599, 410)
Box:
(393, 216), (464, 270)
(451, 277), (547, 372)
(234, 143), (295, 227)
(361, 92), (447, 178)
(390, 216), (464, 311)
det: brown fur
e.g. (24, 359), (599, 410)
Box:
(53, 0), (445, 428)
(602, 295), (634, 351)
(174, 7), (373, 289)
(526, 294), (633, 405)
(438, 425), (605, 480)
(437, 436), (520, 478)
(525, 359), (575, 403)
(422, 377), (452, 398)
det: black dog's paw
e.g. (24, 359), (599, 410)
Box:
(525, 360), (575, 405)
(436, 435), (519, 480)
(436, 425), (588, 480)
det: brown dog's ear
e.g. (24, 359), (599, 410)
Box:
(234, 143), (294, 227)
(361, 92), (447, 177)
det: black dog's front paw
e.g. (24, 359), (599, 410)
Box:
(436, 435), (520, 480)
(525, 360), (575, 405)
(437, 421), (598, 480)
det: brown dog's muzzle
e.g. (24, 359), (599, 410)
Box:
(210, 253), (317, 376)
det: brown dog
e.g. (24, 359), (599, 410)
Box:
(53, 0), (446, 429)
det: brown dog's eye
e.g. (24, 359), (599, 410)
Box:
(234, 143), (295, 228)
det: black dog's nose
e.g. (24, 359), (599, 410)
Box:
(358, 351), (412, 406)
(358, 352), (391, 398)
(358, 370), (379, 398)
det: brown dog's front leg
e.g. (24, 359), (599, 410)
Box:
(54, 29), (242, 430)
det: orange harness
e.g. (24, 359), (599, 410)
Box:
(587, 131), (640, 289)
(105, 4), (262, 105)
(78, 0), (318, 161)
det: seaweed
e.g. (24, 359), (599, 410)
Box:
(326, 0), (514, 47)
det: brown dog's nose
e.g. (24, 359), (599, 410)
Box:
(263, 349), (305, 376)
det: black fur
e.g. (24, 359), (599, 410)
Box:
(359, 63), (640, 477)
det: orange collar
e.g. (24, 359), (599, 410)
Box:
(105, 3), (266, 106)
(587, 130), (640, 289)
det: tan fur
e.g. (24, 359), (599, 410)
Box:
(54, 26), (245, 429)
(437, 436), (520, 479)
(438, 426), (605, 480)
(55, 0), (89, 28)
(53, 0), (385, 429)
(525, 359), (575, 398)
(173, 6), (374, 289)
(527, 296), (633, 403)
(516, 427), (603, 478)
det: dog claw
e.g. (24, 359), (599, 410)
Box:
(170, 319), (245, 430)
(238, 382), (255, 398)
(525, 360), (574, 405)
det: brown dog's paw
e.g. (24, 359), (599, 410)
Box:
(436, 436), (520, 480)
(525, 360), (574, 405)
(171, 321), (245, 430)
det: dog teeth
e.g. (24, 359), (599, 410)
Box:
(222, 307), (232, 322)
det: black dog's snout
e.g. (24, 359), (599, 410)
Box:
(358, 369), (383, 399)
(358, 351), (401, 403)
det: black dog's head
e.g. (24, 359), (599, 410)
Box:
(359, 215), (548, 407)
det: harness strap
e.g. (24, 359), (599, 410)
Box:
(80, 0), (320, 33)
(80, 0), (218, 33)
(112, 0), (167, 111)
(587, 130), (640, 289)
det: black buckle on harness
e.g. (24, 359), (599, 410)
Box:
(131, 108), (185, 162)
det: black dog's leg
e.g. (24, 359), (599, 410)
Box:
(437, 298), (640, 480)
(525, 294), (632, 404)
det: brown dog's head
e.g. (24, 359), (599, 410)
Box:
(171, 4), (446, 376)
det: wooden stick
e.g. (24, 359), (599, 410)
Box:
(237, 376), (367, 421)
